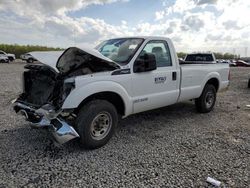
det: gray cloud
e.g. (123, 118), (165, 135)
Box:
(196, 0), (218, 5)
(180, 25), (189, 31)
(183, 15), (204, 31)
(206, 33), (233, 42)
(165, 27), (174, 34)
(0, 0), (129, 16)
(206, 34), (222, 41)
(165, 21), (178, 34)
(172, 36), (182, 43)
(223, 20), (242, 30)
(44, 20), (73, 37)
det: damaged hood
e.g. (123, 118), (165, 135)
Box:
(30, 51), (63, 72)
(30, 47), (120, 74)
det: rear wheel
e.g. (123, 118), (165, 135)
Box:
(0, 59), (5, 63)
(195, 84), (216, 113)
(75, 100), (118, 149)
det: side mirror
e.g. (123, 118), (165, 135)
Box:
(134, 53), (157, 73)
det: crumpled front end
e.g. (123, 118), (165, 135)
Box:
(13, 47), (120, 145)
(13, 101), (79, 144)
(13, 63), (79, 144)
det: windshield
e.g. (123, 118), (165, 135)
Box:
(97, 38), (144, 64)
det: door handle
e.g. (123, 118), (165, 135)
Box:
(172, 72), (177, 80)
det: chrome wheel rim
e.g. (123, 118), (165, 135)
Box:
(90, 112), (112, 140)
(205, 91), (214, 108)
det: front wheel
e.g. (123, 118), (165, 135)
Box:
(195, 84), (216, 113)
(75, 100), (118, 149)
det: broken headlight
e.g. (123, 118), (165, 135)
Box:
(62, 77), (75, 101)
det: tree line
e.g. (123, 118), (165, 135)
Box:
(0, 44), (63, 58)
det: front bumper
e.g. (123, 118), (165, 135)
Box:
(13, 100), (79, 144)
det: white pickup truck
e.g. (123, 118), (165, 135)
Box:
(13, 36), (230, 149)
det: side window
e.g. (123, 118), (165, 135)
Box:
(139, 41), (172, 67)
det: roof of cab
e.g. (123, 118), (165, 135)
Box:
(109, 36), (170, 41)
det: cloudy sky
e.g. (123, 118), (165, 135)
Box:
(0, 0), (249, 56)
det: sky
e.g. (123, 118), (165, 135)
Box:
(0, 0), (250, 56)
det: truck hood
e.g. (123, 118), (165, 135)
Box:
(30, 47), (120, 74)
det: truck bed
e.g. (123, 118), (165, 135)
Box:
(178, 63), (229, 102)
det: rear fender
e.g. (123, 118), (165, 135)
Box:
(200, 72), (221, 96)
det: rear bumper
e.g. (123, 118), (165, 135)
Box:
(12, 100), (79, 144)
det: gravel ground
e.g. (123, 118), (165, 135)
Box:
(0, 63), (249, 188)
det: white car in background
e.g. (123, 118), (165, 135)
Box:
(20, 53), (37, 63)
(0, 54), (9, 63)
(0, 50), (15, 61)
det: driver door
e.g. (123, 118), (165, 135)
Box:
(131, 40), (179, 114)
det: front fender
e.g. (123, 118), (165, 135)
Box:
(62, 81), (133, 117)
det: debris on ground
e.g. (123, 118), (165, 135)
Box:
(206, 177), (222, 187)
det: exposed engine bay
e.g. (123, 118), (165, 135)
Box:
(16, 47), (120, 110)
(13, 47), (120, 144)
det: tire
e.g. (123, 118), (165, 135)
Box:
(195, 84), (216, 113)
(248, 78), (250, 88)
(27, 58), (34, 63)
(0, 60), (5, 63)
(9, 57), (14, 61)
(75, 100), (118, 149)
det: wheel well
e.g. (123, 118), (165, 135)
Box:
(206, 78), (219, 91)
(75, 92), (125, 116)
